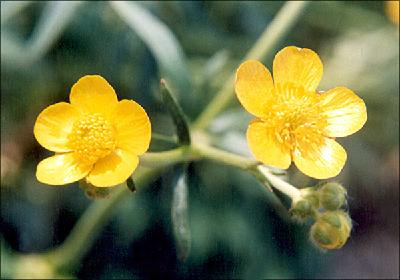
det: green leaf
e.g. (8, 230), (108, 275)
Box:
(110, 1), (192, 100)
(27, 1), (82, 62)
(1, 238), (15, 279)
(171, 166), (191, 261)
(1, 2), (81, 66)
(160, 79), (191, 145)
(202, 49), (230, 84)
(126, 177), (136, 192)
(0, 31), (25, 67)
(1, 1), (33, 24)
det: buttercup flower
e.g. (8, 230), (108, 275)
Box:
(386, 1), (399, 26)
(235, 46), (367, 179)
(34, 75), (151, 187)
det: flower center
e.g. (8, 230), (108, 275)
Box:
(265, 86), (326, 151)
(69, 113), (116, 164)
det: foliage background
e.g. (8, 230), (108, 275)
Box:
(1, 1), (399, 279)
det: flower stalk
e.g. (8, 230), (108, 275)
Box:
(192, 142), (257, 170)
(42, 142), (301, 271)
(140, 146), (196, 167)
(44, 167), (162, 270)
(256, 165), (301, 201)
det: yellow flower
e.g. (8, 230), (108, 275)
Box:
(235, 46), (367, 179)
(386, 1), (399, 26)
(34, 75), (151, 187)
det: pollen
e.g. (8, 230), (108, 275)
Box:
(265, 87), (325, 152)
(69, 113), (116, 164)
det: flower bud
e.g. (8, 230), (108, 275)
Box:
(79, 180), (111, 199)
(318, 182), (347, 211)
(310, 211), (352, 250)
(290, 187), (320, 221)
(300, 187), (320, 209)
(290, 199), (313, 221)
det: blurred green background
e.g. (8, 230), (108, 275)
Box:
(1, 1), (399, 279)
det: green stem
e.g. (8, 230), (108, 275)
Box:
(193, 1), (309, 130)
(43, 146), (194, 270)
(193, 142), (300, 201)
(256, 165), (301, 201)
(151, 133), (177, 144)
(140, 146), (196, 167)
(42, 143), (300, 271)
(44, 167), (161, 270)
(192, 142), (257, 170)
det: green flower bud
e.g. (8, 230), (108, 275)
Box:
(318, 182), (347, 211)
(310, 211), (352, 250)
(290, 199), (315, 221)
(300, 187), (320, 209)
(79, 179), (111, 199)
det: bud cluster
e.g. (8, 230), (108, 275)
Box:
(318, 182), (347, 211)
(289, 187), (319, 222)
(289, 182), (352, 250)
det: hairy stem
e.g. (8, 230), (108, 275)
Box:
(256, 165), (301, 201)
(44, 167), (161, 270)
(42, 143), (300, 271)
(192, 142), (257, 170)
(140, 146), (196, 167)
(44, 146), (195, 270)
(192, 142), (300, 201)
(151, 132), (177, 144)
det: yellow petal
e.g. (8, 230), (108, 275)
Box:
(246, 119), (291, 169)
(112, 100), (151, 155)
(36, 153), (92, 185)
(70, 75), (118, 117)
(86, 149), (139, 187)
(273, 46), (323, 92)
(235, 60), (274, 117)
(386, 0), (399, 26)
(34, 102), (81, 152)
(293, 136), (347, 179)
(318, 87), (367, 137)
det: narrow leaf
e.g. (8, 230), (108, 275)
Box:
(126, 177), (136, 192)
(27, 1), (82, 62)
(1, 2), (81, 66)
(1, 1), (33, 24)
(171, 167), (191, 261)
(202, 49), (230, 83)
(110, 1), (192, 100)
(160, 79), (191, 145)
(1, 31), (25, 66)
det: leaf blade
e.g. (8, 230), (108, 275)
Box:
(110, 1), (192, 100)
(171, 166), (191, 261)
(160, 79), (191, 145)
(28, 1), (82, 60)
(1, 1), (33, 24)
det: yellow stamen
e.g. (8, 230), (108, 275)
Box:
(265, 85), (326, 152)
(69, 113), (116, 164)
